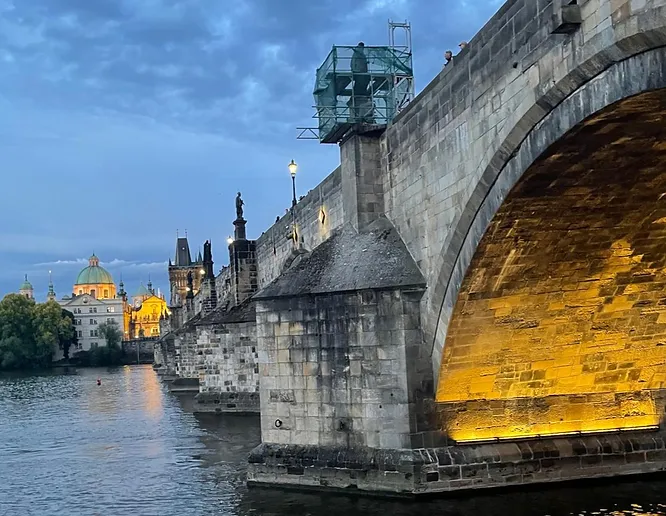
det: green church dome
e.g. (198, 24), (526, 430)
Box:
(75, 254), (114, 285)
(19, 274), (33, 290)
(134, 283), (150, 297)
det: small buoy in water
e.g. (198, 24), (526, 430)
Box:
(97, 379), (101, 386)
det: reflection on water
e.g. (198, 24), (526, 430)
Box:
(1, 365), (665, 516)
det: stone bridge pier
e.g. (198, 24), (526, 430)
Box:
(248, 0), (666, 496)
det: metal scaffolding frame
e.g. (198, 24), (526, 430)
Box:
(297, 20), (415, 143)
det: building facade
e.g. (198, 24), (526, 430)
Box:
(57, 294), (124, 359)
(128, 281), (169, 338)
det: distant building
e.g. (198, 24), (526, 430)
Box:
(57, 294), (124, 359)
(168, 236), (203, 307)
(18, 275), (34, 300)
(55, 254), (125, 357)
(128, 279), (169, 338)
(17, 252), (168, 359)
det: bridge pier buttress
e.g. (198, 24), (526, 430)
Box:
(247, 128), (443, 493)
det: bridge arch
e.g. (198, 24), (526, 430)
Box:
(432, 46), (666, 442)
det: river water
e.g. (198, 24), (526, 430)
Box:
(0, 365), (665, 516)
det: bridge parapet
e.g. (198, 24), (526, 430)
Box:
(256, 167), (344, 289)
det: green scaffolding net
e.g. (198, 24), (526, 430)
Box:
(313, 45), (413, 143)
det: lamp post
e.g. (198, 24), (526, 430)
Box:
(288, 159), (298, 207)
(288, 160), (298, 246)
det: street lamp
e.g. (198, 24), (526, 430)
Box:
(288, 159), (298, 207)
(227, 235), (234, 245)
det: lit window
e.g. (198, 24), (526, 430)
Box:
(107, 307), (115, 313)
(104, 289), (109, 298)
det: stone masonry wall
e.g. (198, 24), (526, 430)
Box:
(194, 320), (260, 413)
(256, 167), (343, 289)
(256, 288), (436, 449)
(249, 397), (666, 494)
(378, 0), (666, 379)
(436, 90), (666, 442)
(174, 325), (201, 380)
(341, 132), (384, 232)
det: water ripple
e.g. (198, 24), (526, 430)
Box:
(1, 366), (665, 516)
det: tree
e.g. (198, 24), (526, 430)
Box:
(0, 294), (37, 369)
(98, 320), (122, 348)
(0, 294), (36, 343)
(60, 308), (77, 361)
(0, 294), (77, 371)
(34, 301), (74, 366)
(82, 320), (123, 367)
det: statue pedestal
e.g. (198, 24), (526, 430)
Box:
(234, 218), (247, 241)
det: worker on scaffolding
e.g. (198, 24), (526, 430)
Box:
(351, 42), (374, 124)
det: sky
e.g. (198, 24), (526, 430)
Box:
(0, 0), (503, 301)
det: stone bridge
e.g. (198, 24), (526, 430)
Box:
(246, 0), (666, 495)
(159, 0), (666, 497)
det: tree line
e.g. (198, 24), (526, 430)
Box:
(0, 293), (125, 371)
(0, 294), (77, 370)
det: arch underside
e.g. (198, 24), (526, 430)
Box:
(436, 89), (666, 442)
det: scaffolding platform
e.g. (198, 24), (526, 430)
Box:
(308, 24), (414, 144)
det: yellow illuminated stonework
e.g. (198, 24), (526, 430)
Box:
(129, 295), (169, 338)
(436, 102), (666, 442)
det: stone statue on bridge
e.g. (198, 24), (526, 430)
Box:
(235, 192), (244, 220)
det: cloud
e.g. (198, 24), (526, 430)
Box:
(34, 258), (167, 270)
(0, 0), (505, 299)
(34, 259), (88, 267)
(104, 260), (168, 271)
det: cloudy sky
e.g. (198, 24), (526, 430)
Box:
(0, 0), (502, 300)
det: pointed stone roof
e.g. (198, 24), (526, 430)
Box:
(255, 218), (426, 300)
(174, 237), (192, 266)
(195, 298), (256, 326)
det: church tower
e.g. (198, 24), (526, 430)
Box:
(168, 232), (203, 307)
(46, 271), (56, 302)
(19, 275), (34, 300)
